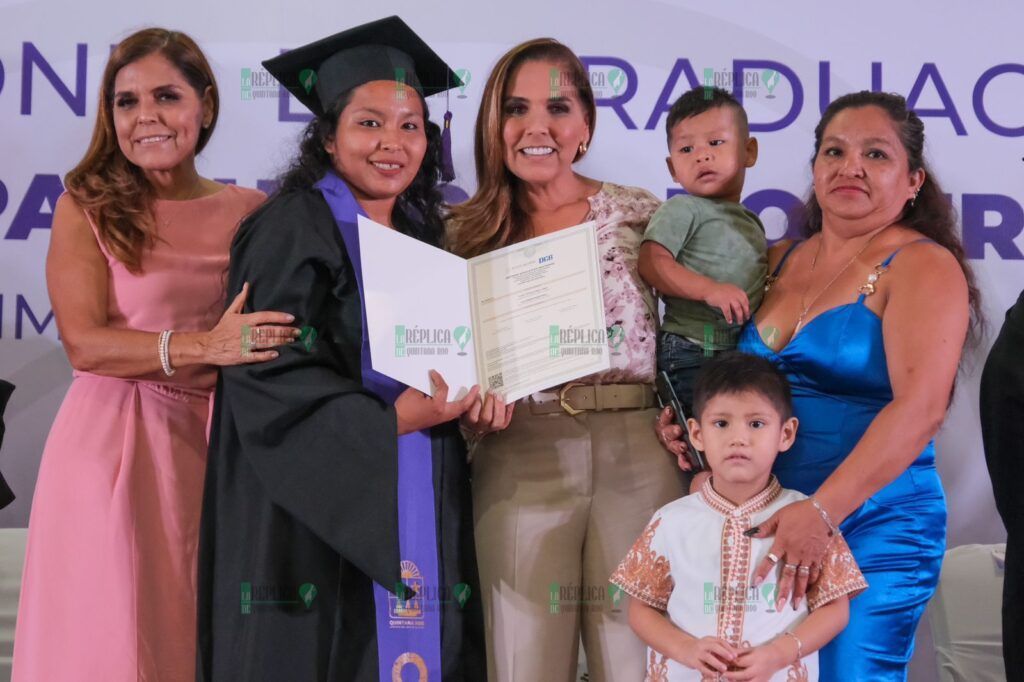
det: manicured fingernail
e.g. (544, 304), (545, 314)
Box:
(286, 314), (295, 321)
(743, 527), (759, 537)
(270, 351), (279, 358)
(752, 575), (763, 587)
(793, 597), (801, 610)
(776, 597), (787, 610)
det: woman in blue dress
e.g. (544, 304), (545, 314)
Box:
(721, 91), (978, 680)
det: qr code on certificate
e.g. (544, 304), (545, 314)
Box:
(488, 373), (504, 390)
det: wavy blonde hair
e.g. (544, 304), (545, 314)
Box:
(447, 38), (596, 258)
(65, 28), (218, 273)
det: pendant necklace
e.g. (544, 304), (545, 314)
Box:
(793, 227), (888, 335)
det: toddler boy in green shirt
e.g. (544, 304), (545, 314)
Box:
(639, 86), (767, 421)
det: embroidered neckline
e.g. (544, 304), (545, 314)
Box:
(700, 476), (782, 517)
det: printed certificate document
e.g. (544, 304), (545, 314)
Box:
(357, 216), (610, 401)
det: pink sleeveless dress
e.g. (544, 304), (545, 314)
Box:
(12, 184), (265, 682)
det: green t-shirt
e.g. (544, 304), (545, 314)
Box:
(643, 195), (767, 349)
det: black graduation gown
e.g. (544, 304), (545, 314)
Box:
(980, 288), (1024, 678)
(196, 189), (484, 681)
(0, 380), (14, 508)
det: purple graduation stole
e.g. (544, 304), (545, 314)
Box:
(316, 173), (443, 681)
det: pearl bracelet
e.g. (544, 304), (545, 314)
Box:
(809, 495), (839, 537)
(158, 330), (176, 377)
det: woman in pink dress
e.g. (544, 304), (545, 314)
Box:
(12, 28), (296, 681)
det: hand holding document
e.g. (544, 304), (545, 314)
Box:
(357, 216), (610, 401)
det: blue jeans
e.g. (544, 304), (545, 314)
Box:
(656, 332), (717, 419)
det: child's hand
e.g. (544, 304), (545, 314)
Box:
(722, 639), (791, 681)
(703, 282), (750, 324)
(676, 635), (737, 676)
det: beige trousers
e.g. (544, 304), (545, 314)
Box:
(472, 404), (689, 682)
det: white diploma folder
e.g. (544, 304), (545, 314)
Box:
(357, 216), (610, 402)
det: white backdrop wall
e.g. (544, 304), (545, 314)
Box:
(0, 2), (1019, 673)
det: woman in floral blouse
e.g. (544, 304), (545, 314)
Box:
(448, 38), (687, 682)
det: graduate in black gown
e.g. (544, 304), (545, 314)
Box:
(980, 289), (1024, 682)
(0, 380), (14, 509)
(196, 17), (500, 681)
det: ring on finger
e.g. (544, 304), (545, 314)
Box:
(766, 552), (780, 565)
(797, 565), (811, 575)
(783, 562), (798, 573)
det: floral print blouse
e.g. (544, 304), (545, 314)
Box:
(580, 182), (662, 385)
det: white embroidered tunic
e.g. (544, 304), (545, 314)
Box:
(610, 477), (867, 681)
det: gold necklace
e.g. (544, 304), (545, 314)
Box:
(156, 178), (204, 231)
(793, 228), (887, 334)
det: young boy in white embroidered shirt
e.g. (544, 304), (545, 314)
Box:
(611, 352), (867, 681)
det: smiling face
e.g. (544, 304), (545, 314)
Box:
(112, 52), (212, 172)
(812, 105), (924, 230)
(325, 80), (428, 204)
(501, 59), (591, 187)
(687, 390), (797, 490)
(667, 105), (757, 203)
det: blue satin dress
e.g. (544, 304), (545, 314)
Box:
(738, 241), (946, 681)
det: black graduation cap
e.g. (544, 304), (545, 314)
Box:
(263, 15), (462, 116)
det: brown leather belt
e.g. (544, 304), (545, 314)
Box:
(527, 382), (658, 416)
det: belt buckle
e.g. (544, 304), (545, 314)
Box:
(558, 382), (586, 416)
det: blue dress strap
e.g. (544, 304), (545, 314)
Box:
(880, 237), (935, 267)
(771, 240), (802, 277)
(855, 238), (936, 303)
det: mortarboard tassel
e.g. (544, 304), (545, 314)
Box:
(440, 110), (456, 182)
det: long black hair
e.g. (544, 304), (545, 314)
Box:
(805, 90), (982, 349)
(276, 87), (446, 246)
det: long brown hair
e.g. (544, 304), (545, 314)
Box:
(65, 28), (219, 272)
(805, 91), (983, 348)
(447, 38), (596, 258)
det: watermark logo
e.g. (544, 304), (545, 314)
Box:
(608, 67), (626, 95)
(299, 583), (318, 609)
(240, 581), (318, 614)
(393, 324), (469, 357)
(299, 68), (317, 94)
(300, 325), (317, 352)
(762, 583), (778, 613)
(549, 581), (624, 614)
(454, 582), (472, 609)
(702, 67), (778, 99)
(394, 67), (407, 100)
(455, 68), (471, 98)
(546, 66), (627, 99)
(761, 325), (780, 348)
(762, 69), (780, 98)
(549, 325), (608, 358)
(387, 562), (473, 627)
(390, 560), (425, 627)
(701, 323), (737, 356)
(453, 325), (472, 356)
(549, 67), (561, 98)
(702, 581), (779, 614)
(608, 584), (624, 611)
(240, 67), (278, 101)
(608, 324), (625, 356)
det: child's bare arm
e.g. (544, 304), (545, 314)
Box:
(638, 242), (750, 324)
(628, 597), (738, 675)
(724, 595), (850, 681)
(639, 241), (717, 300)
